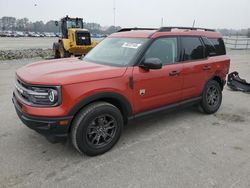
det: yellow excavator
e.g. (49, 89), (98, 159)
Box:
(53, 16), (98, 58)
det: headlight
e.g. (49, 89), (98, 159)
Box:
(15, 79), (61, 107)
(29, 87), (60, 106)
(48, 89), (56, 103)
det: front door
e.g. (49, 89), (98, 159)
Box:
(132, 37), (183, 114)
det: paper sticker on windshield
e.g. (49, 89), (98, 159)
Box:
(122, 42), (142, 49)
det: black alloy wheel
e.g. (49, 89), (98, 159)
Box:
(206, 85), (220, 107)
(86, 114), (117, 148)
(200, 80), (222, 114)
(71, 102), (123, 156)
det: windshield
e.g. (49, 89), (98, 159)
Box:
(66, 20), (83, 28)
(84, 38), (149, 66)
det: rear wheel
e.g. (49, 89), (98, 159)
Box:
(200, 80), (222, 114)
(71, 102), (123, 156)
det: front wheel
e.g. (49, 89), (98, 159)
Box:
(52, 43), (60, 59)
(59, 42), (71, 58)
(71, 102), (123, 156)
(200, 80), (222, 114)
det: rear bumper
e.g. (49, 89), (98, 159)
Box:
(12, 93), (73, 143)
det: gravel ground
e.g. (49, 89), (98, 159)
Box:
(0, 37), (57, 60)
(0, 50), (250, 188)
(0, 49), (52, 61)
(0, 37), (103, 60)
(0, 37), (58, 50)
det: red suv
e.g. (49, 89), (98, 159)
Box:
(13, 27), (230, 156)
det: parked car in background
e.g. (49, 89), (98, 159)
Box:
(16, 31), (25, 37)
(55, 32), (62, 38)
(0, 30), (61, 37)
(0, 31), (7, 37)
(44, 32), (55, 37)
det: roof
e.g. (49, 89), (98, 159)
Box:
(110, 30), (157, 38)
(109, 27), (222, 39)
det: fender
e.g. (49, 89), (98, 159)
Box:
(68, 92), (133, 119)
(210, 75), (224, 90)
(61, 38), (71, 51)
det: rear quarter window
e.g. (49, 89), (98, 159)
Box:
(201, 37), (217, 57)
(209, 38), (226, 56)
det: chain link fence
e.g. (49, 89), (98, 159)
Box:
(224, 36), (250, 50)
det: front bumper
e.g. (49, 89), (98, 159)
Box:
(12, 93), (73, 143)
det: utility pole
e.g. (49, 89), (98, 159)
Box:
(113, 0), (116, 26)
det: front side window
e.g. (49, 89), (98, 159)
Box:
(181, 37), (205, 61)
(144, 37), (178, 65)
(84, 38), (148, 66)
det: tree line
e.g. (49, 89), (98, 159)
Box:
(1, 16), (249, 37)
(0, 16), (121, 34)
(217, 28), (250, 37)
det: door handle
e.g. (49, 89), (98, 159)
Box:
(169, 70), (180, 76)
(203, 65), (211, 70)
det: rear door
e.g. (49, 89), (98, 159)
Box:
(203, 37), (229, 83)
(180, 36), (209, 100)
(132, 37), (183, 114)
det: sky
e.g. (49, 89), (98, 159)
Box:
(0, 0), (249, 29)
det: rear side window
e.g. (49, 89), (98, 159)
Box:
(209, 38), (226, 56)
(181, 37), (205, 61)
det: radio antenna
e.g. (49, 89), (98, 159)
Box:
(192, 20), (196, 28)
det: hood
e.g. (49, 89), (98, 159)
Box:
(16, 58), (127, 85)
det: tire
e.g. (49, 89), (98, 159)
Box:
(52, 43), (60, 59)
(71, 102), (123, 156)
(59, 42), (71, 58)
(200, 80), (222, 114)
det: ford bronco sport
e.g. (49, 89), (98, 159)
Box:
(13, 27), (230, 156)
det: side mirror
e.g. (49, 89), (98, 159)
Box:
(140, 58), (162, 70)
(55, 21), (59, 26)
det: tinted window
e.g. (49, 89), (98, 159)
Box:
(144, 38), (178, 65)
(209, 38), (226, 55)
(181, 37), (205, 61)
(202, 37), (217, 56)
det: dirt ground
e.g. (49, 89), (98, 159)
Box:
(0, 50), (250, 188)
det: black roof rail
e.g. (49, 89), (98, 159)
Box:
(158, 27), (215, 32)
(118, 28), (158, 32)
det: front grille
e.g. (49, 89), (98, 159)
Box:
(76, 31), (91, 45)
(15, 78), (61, 107)
(15, 79), (32, 103)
